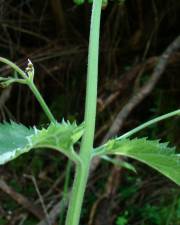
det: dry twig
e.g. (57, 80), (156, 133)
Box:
(0, 179), (45, 220)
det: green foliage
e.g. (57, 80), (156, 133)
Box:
(0, 0), (180, 224)
(141, 204), (163, 224)
(116, 211), (128, 225)
(138, 201), (180, 225)
(29, 120), (84, 156)
(116, 178), (180, 225)
(116, 216), (128, 225)
(95, 138), (180, 185)
(0, 121), (84, 165)
(0, 217), (7, 225)
(73, 0), (85, 5)
(0, 122), (34, 165)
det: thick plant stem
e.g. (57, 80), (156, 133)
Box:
(80, 0), (102, 158)
(64, 162), (90, 225)
(65, 0), (102, 225)
(28, 81), (56, 123)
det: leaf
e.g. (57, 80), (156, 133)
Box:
(0, 122), (34, 165)
(0, 121), (84, 165)
(94, 138), (180, 185)
(28, 120), (84, 158)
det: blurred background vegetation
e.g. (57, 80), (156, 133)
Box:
(0, 0), (180, 224)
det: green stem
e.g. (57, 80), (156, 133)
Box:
(0, 57), (27, 79)
(94, 109), (180, 156)
(0, 57), (56, 123)
(80, 0), (102, 158)
(65, 0), (102, 225)
(64, 163), (90, 225)
(59, 160), (72, 225)
(118, 109), (180, 140)
(28, 81), (56, 123)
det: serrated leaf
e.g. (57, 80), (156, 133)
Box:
(28, 121), (84, 158)
(0, 121), (84, 165)
(94, 138), (180, 185)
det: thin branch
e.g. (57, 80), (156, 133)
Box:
(90, 35), (180, 174)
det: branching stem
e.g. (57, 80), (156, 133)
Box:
(0, 57), (27, 79)
(65, 1), (102, 225)
(0, 57), (56, 123)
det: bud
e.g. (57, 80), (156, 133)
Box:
(27, 59), (33, 69)
(25, 59), (34, 81)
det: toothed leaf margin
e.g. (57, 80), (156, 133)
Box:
(0, 121), (84, 165)
(94, 138), (180, 185)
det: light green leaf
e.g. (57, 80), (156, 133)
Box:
(94, 138), (180, 185)
(0, 121), (84, 165)
(28, 120), (84, 158)
(0, 122), (34, 165)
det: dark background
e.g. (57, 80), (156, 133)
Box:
(0, 0), (180, 224)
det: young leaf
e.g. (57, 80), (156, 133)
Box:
(0, 121), (84, 165)
(29, 121), (84, 158)
(94, 138), (180, 185)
